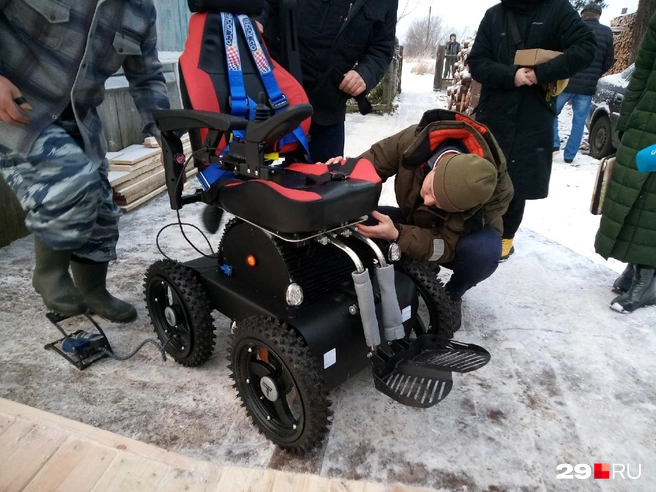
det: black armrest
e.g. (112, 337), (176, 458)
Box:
(154, 110), (248, 133)
(245, 104), (312, 144)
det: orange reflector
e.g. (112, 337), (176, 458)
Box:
(246, 255), (257, 267)
(259, 348), (269, 363)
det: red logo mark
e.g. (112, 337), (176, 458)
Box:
(594, 463), (610, 480)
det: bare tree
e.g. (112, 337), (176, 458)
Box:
(403, 13), (446, 57)
(397, 0), (420, 24)
(629, 0), (656, 64)
(569, 0), (606, 10)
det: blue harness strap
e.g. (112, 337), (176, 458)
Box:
(221, 13), (248, 120)
(236, 14), (311, 159)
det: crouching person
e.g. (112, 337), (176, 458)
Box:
(0, 1), (170, 321)
(352, 110), (514, 325)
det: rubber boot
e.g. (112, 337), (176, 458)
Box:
(202, 205), (223, 234)
(612, 263), (635, 294)
(70, 260), (138, 323)
(32, 238), (88, 317)
(610, 266), (656, 314)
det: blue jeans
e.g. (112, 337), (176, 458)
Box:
(375, 206), (502, 299)
(553, 92), (593, 161)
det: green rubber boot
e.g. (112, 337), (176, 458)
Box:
(70, 260), (138, 323)
(32, 238), (88, 317)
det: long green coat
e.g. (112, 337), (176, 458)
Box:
(595, 12), (656, 268)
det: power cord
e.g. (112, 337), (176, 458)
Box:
(155, 145), (220, 261)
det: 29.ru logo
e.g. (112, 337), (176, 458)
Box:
(557, 463), (642, 480)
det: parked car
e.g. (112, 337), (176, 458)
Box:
(586, 64), (634, 159)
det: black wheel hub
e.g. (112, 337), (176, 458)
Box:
(236, 340), (303, 442)
(147, 276), (192, 358)
(594, 126), (608, 150)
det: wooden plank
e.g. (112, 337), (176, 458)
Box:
(108, 170), (131, 186)
(0, 412), (16, 439)
(23, 437), (117, 492)
(109, 144), (160, 165)
(0, 419), (67, 492)
(0, 399), (200, 470)
(114, 169), (166, 202)
(117, 185), (167, 212)
(110, 159), (162, 187)
(157, 461), (224, 492)
(109, 152), (162, 172)
(215, 466), (275, 492)
(90, 450), (170, 490)
(106, 151), (124, 162)
(290, 473), (331, 492)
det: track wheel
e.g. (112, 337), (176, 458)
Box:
(396, 258), (459, 339)
(144, 260), (215, 366)
(230, 316), (330, 454)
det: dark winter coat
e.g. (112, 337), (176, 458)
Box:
(467, 0), (597, 200)
(595, 12), (656, 268)
(359, 110), (514, 263)
(564, 18), (614, 96)
(259, 0), (398, 126)
(446, 41), (461, 56)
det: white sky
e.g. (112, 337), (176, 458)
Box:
(396, 0), (640, 43)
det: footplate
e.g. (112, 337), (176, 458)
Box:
(372, 335), (490, 408)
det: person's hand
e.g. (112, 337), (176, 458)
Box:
(255, 21), (264, 34)
(339, 70), (366, 97)
(356, 211), (399, 241)
(0, 75), (31, 126)
(319, 156), (345, 165)
(525, 68), (537, 85)
(514, 68), (536, 87)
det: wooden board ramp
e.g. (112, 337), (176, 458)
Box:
(0, 398), (431, 492)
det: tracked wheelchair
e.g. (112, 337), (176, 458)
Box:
(144, 0), (491, 453)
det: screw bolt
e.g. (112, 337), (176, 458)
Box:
(267, 415), (271, 421)
(246, 378), (250, 384)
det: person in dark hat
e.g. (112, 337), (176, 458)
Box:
(443, 33), (461, 78)
(324, 110), (514, 328)
(554, 2), (614, 164)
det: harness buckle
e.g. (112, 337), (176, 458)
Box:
(269, 95), (289, 111)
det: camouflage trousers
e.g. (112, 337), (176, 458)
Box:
(0, 124), (121, 262)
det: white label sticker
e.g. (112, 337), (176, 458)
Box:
(402, 305), (412, 322)
(323, 348), (337, 369)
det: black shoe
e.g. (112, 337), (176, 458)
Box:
(202, 205), (224, 234)
(553, 146), (560, 152)
(565, 158), (573, 164)
(613, 264), (635, 293)
(610, 266), (656, 314)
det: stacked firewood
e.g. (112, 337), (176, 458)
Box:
(446, 38), (481, 116)
(607, 12), (636, 75)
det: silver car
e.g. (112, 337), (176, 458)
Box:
(586, 64), (634, 159)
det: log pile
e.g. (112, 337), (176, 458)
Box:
(446, 38), (481, 116)
(108, 134), (196, 212)
(607, 13), (636, 75)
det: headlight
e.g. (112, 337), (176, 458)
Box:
(388, 242), (401, 262)
(285, 283), (304, 306)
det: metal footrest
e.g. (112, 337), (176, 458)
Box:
(372, 335), (490, 408)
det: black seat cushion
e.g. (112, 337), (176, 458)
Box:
(214, 159), (382, 233)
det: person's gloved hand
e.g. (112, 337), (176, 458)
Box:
(0, 75), (32, 126)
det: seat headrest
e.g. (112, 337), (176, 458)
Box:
(187, 0), (263, 15)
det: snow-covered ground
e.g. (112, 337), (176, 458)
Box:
(1, 62), (655, 491)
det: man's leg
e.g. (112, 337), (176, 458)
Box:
(0, 125), (107, 316)
(553, 93), (571, 149)
(309, 120), (345, 163)
(501, 196), (526, 240)
(444, 226), (502, 300)
(563, 94), (593, 163)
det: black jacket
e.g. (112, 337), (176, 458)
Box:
(259, 0), (398, 126)
(446, 41), (460, 56)
(468, 0), (597, 200)
(564, 19), (614, 95)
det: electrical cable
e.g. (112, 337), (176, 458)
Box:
(155, 145), (222, 261)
